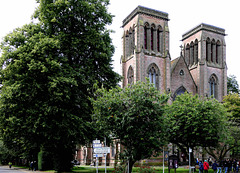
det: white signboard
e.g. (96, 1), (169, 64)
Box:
(93, 140), (100, 144)
(93, 143), (102, 148)
(94, 147), (110, 154)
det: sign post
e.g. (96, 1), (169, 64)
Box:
(93, 139), (110, 173)
(93, 139), (102, 173)
(189, 148), (192, 173)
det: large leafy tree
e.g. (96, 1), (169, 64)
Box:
(227, 75), (239, 94)
(91, 81), (169, 173)
(166, 93), (229, 164)
(204, 93), (240, 160)
(0, 0), (120, 172)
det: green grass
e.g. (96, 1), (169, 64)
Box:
(72, 166), (215, 173)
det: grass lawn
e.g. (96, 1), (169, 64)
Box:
(72, 166), (215, 173)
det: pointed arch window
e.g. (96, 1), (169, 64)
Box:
(211, 39), (216, 63)
(190, 42), (194, 66)
(157, 25), (163, 53)
(144, 23), (149, 50)
(216, 40), (221, 64)
(194, 39), (198, 64)
(147, 64), (160, 89)
(206, 38), (211, 62)
(151, 27), (154, 51)
(127, 66), (134, 85)
(173, 86), (187, 101)
(209, 75), (218, 98)
(185, 44), (190, 66)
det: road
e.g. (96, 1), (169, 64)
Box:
(0, 166), (31, 173)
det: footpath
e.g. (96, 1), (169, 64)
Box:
(0, 165), (54, 173)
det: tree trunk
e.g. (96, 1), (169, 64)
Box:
(125, 157), (135, 173)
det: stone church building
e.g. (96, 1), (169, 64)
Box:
(121, 6), (227, 101)
(75, 6), (227, 166)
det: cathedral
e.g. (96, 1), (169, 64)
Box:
(76, 5), (227, 166)
(121, 6), (227, 101)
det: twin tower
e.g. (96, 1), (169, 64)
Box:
(121, 6), (227, 101)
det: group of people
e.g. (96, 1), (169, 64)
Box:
(198, 159), (240, 173)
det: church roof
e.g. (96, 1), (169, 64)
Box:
(182, 23), (226, 40)
(122, 5), (169, 27)
(171, 57), (180, 73)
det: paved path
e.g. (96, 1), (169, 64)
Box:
(0, 166), (54, 173)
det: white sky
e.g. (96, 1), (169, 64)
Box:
(0, 0), (239, 83)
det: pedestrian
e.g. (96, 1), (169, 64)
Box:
(233, 159), (237, 173)
(204, 160), (210, 173)
(33, 161), (37, 171)
(217, 160), (223, 173)
(236, 162), (239, 173)
(212, 160), (218, 173)
(223, 159), (229, 173)
(30, 161), (33, 171)
(8, 161), (12, 168)
(199, 160), (204, 173)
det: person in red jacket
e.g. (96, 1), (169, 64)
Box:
(204, 160), (210, 173)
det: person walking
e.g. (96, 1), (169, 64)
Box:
(212, 160), (218, 173)
(199, 160), (204, 173)
(224, 159), (230, 173)
(204, 160), (210, 173)
(217, 160), (223, 173)
(8, 161), (12, 168)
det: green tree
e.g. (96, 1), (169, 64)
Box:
(204, 93), (240, 160)
(91, 81), (169, 173)
(227, 75), (239, 94)
(0, 0), (120, 171)
(166, 93), (229, 164)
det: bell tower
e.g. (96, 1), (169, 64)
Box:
(182, 23), (227, 101)
(121, 6), (171, 93)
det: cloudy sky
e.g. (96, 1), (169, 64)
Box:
(0, 0), (239, 83)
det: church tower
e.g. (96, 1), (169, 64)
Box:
(121, 6), (171, 93)
(182, 23), (227, 101)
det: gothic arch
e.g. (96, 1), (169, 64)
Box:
(147, 63), (160, 89)
(208, 74), (218, 99)
(190, 41), (194, 66)
(216, 40), (221, 64)
(173, 86), (187, 101)
(194, 39), (198, 64)
(157, 25), (163, 53)
(206, 37), (211, 62)
(211, 39), (216, 63)
(150, 24), (156, 51)
(144, 22), (150, 49)
(127, 66), (134, 85)
(185, 43), (190, 66)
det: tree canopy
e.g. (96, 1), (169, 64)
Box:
(227, 75), (239, 94)
(91, 81), (169, 172)
(0, 0), (120, 171)
(166, 93), (229, 162)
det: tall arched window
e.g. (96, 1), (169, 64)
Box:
(209, 74), (218, 99)
(127, 66), (134, 85)
(206, 38), (211, 62)
(151, 24), (155, 51)
(144, 23), (149, 49)
(216, 40), (221, 64)
(211, 39), (216, 63)
(151, 27), (154, 51)
(147, 63), (160, 89)
(185, 44), (190, 66)
(132, 27), (135, 55)
(190, 42), (194, 66)
(157, 25), (163, 52)
(194, 39), (198, 64)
